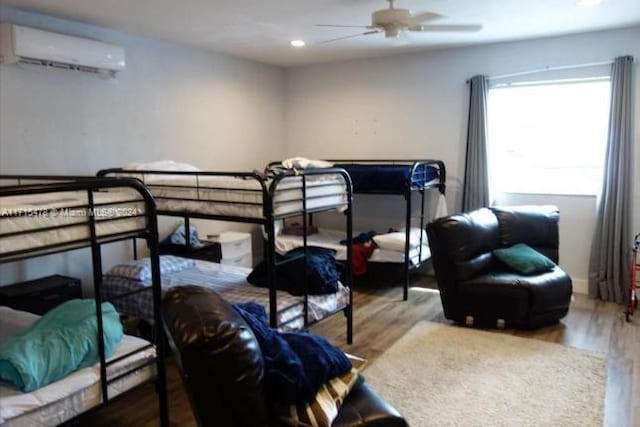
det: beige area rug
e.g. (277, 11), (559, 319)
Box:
(365, 322), (607, 427)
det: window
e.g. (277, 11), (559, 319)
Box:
(487, 78), (610, 196)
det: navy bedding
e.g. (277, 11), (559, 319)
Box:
(247, 247), (341, 296)
(341, 163), (440, 194)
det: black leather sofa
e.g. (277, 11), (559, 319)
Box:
(162, 285), (408, 427)
(426, 206), (572, 329)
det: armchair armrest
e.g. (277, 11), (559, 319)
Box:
(332, 382), (408, 427)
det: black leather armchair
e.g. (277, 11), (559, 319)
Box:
(162, 285), (408, 427)
(426, 206), (572, 329)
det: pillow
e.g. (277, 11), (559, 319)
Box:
(275, 354), (368, 427)
(124, 160), (201, 172)
(373, 228), (428, 252)
(282, 157), (334, 169)
(493, 243), (555, 275)
(106, 255), (195, 281)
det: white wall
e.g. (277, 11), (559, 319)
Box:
(284, 26), (640, 293)
(0, 8), (285, 289)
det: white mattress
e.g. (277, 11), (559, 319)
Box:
(0, 307), (156, 427)
(0, 190), (146, 256)
(121, 173), (348, 219)
(275, 228), (431, 265)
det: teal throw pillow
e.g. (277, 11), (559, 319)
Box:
(493, 243), (555, 275)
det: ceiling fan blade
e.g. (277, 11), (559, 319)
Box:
(406, 11), (444, 26)
(318, 30), (381, 44)
(316, 24), (373, 28)
(410, 24), (483, 32)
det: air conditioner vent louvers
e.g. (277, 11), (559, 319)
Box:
(18, 57), (107, 75)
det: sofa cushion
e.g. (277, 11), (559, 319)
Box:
(276, 355), (367, 427)
(525, 267), (573, 315)
(491, 206), (560, 263)
(493, 243), (556, 275)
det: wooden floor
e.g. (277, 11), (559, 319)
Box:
(73, 277), (639, 427)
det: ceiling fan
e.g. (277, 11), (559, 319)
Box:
(317, 0), (482, 43)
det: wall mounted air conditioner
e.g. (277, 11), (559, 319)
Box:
(0, 23), (125, 77)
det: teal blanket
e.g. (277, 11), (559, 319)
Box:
(0, 299), (123, 392)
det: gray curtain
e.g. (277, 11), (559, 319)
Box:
(462, 75), (490, 211)
(589, 55), (634, 303)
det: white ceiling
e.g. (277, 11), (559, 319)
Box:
(1, 0), (639, 67)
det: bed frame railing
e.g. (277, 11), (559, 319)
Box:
(97, 167), (355, 344)
(268, 159), (446, 301)
(0, 176), (169, 427)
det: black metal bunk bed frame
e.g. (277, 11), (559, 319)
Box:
(297, 159), (446, 301)
(97, 167), (355, 343)
(0, 175), (169, 427)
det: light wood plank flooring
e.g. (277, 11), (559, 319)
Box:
(71, 277), (639, 427)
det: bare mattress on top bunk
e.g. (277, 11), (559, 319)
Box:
(275, 228), (431, 265)
(102, 259), (350, 330)
(0, 306), (156, 427)
(122, 173), (348, 218)
(0, 189), (146, 256)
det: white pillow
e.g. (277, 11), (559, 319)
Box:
(373, 228), (428, 252)
(106, 255), (195, 281)
(282, 157), (333, 169)
(124, 160), (201, 172)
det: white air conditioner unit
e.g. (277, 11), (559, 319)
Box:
(0, 23), (125, 77)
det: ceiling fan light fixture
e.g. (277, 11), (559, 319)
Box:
(384, 25), (401, 38)
(290, 39), (306, 47)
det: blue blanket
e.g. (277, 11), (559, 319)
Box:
(342, 163), (439, 194)
(233, 302), (351, 405)
(0, 299), (123, 392)
(247, 247), (341, 295)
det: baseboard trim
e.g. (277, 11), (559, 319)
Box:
(572, 278), (588, 295)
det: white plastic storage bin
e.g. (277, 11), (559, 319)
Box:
(208, 231), (252, 267)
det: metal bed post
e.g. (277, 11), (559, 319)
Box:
(184, 216), (191, 252)
(302, 175), (309, 328)
(403, 189), (412, 301)
(265, 183), (278, 328)
(86, 188), (109, 404)
(344, 171), (354, 344)
(145, 195), (170, 427)
(132, 237), (138, 260)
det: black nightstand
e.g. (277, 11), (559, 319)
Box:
(0, 275), (82, 315)
(159, 241), (222, 263)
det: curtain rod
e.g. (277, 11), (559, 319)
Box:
(465, 60), (616, 83)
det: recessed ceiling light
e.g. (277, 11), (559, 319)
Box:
(578, 0), (603, 7)
(290, 40), (305, 48)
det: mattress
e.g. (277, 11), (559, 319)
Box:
(275, 228), (431, 266)
(102, 259), (350, 331)
(0, 190), (146, 257)
(119, 173), (348, 219)
(340, 164), (440, 194)
(0, 306), (156, 427)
